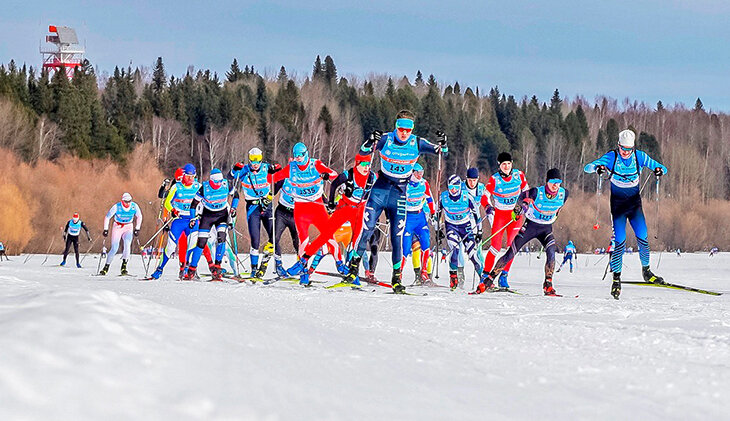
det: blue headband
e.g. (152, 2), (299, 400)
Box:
(395, 118), (414, 129)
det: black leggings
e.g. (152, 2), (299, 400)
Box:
(274, 205), (298, 257)
(63, 235), (80, 264)
(493, 220), (557, 279)
(247, 200), (273, 250)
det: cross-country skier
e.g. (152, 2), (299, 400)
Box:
(149, 164), (202, 279)
(440, 175), (483, 289)
(230, 148), (281, 278)
(584, 129), (667, 299)
(0, 241), (6, 261)
(557, 240), (577, 273)
(61, 212), (91, 267)
(474, 168), (568, 296)
(288, 152), (376, 284)
(709, 247), (719, 257)
(272, 179), (299, 277)
(100, 193), (143, 275)
(270, 142), (339, 285)
(455, 167), (493, 283)
(343, 110), (447, 293)
(184, 169), (239, 280)
(483, 152), (529, 289)
(402, 162), (436, 284)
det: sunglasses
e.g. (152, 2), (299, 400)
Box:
(396, 127), (413, 134)
(358, 161), (371, 167)
(619, 145), (634, 152)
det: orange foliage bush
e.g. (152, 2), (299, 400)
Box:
(0, 145), (163, 254)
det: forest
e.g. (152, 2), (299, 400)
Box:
(1, 55), (729, 254)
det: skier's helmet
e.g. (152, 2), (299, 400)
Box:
(182, 164), (196, 186)
(121, 192), (132, 206)
(72, 212), (79, 222)
(448, 174), (462, 195)
(249, 147), (263, 164)
(292, 142), (309, 165)
(209, 168), (224, 188)
(618, 130), (635, 149)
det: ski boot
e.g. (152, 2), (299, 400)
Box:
(150, 266), (164, 280)
(76, 262), (82, 268)
(120, 259), (128, 276)
(343, 255), (362, 285)
(287, 257), (308, 277)
(642, 266), (664, 284)
(611, 272), (621, 300)
(183, 266), (197, 281)
(60, 260), (66, 267)
(99, 263), (110, 276)
(420, 269), (434, 286)
(449, 270), (459, 290)
(413, 268), (422, 285)
(473, 272), (496, 294)
(275, 258), (287, 277)
(543, 278), (558, 296)
(364, 270), (376, 284)
(210, 264), (223, 281)
(299, 271), (311, 287)
(336, 260), (349, 276)
(391, 268), (406, 294)
(254, 243), (274, 278)
(498, 271), (510, 289)
(179, 264), (187, 280)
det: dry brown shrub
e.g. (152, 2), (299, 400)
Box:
(0, 145), (163, 254)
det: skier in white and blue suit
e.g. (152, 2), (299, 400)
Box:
(584, 129), (667, 299)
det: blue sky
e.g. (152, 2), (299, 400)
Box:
(2, 0), (728, 111)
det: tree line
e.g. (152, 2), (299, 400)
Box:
(1, 55), (729, 203)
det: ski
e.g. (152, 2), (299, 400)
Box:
(314, 270), (392, 289)
(324, 282), (370, 291)
(385, 291), (428, 296)
(622, 281), (722, 296)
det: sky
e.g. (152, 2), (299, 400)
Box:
(1, 0), (729, 111)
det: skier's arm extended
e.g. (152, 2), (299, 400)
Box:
(584, 151), (617, 173)
(636, 151), (668, 175)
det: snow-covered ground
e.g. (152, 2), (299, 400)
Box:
(1, 251), (728, 421)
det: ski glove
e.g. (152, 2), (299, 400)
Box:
(230, 207), (237, 218)
(233, 162), (245, 172)
(261, 194), (272, 208)
(267, 163), (282, 174)
(103, 229), (108, 237)
(133, 229), (139, 237)
(435, 130), (448, 152)
(162, 178), (171, 187)
(362, 130), (382, 150)
(170, 208), (180, 218)
(596, 165), (607, 176)
(654, 167), (664, 177)
(511, 203), (524, 220)
(321, 172), (330, 181)
(326, 200), (337, 213)
(188, 218), (199, 229)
